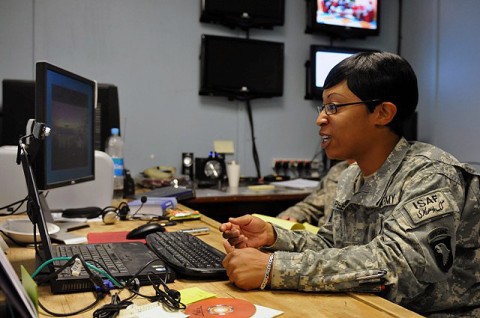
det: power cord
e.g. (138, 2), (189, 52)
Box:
(0, 195), (28, 215)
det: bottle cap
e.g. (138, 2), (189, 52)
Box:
(111, 128), (120, 135)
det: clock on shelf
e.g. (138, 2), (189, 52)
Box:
(195, 155), (226, 188)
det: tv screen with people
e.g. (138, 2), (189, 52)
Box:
(306, 0), (380, 39)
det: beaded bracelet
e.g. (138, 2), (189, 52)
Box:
(260, 254), (275, 290)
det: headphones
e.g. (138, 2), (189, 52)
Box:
(101, 196), (148, 225)
(101, 202), (130, 225)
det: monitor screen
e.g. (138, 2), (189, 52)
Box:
(199, 34), (284, 100)
(306, 0), (380, 39)
(35, 62), (96, 190)
(200, 0), (285, 30)
(306, 45), (377, 100)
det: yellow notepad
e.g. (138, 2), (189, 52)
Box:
(179, 287), (216, 305)
(252, 214), (320, 234)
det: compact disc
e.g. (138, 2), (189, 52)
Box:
(185, 298), (256, 318)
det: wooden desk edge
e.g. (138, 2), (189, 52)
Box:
(348, 293), (424, 317)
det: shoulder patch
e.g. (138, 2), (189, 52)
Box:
(403, 191), (454, 224)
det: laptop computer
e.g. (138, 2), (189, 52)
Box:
(33, 193), (175, 294)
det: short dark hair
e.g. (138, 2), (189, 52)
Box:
(323, 51), (418, 136)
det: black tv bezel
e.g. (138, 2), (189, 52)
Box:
(34, 61), (96, 190)
(305, 45), (377, 100)
(199, 34), (284, 101)
(305, 0), (380, 39)
(200, 0), (285, 30)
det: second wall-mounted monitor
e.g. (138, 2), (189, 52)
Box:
(200, 0), (285, 30)
(305, 45), (377, 100)
(306, 0), (380, 39)
(199, 34), (284, 101)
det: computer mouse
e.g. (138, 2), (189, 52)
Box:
(126, 223), (165, 239)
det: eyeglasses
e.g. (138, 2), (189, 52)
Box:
(316, 99), (382, 115)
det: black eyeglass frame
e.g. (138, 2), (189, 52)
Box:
(317, 99), (383, 115)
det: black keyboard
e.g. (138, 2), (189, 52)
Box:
(146, 231), (227, 279)
(54, 244), (129, 277)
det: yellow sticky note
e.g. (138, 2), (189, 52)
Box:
(214, 140), (234, 154)
(21, 265), (39, 313)
(179, 287), (216, 305)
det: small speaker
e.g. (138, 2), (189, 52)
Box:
(182, 152), (194, 179)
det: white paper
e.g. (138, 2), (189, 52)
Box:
(271, 178), (319, 189)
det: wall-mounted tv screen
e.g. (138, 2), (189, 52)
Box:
(200, 0), (285, 30)
(199, 34), (284, 101)
(305, 45), (377, 100)
(306, 0), (380, 39)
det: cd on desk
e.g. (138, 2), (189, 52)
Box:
(185, 298), (256, 318)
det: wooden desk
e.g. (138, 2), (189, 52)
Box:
(185, 187), (311, 223)
(4, 214), (423, 318)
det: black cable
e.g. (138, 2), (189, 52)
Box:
(39, 294), (103, 317)
(0, 196), (28, 214)
(246, 100), (261, 178)
(397, 0), (403, 55)
(93, 293), (133, 318)
(35, 255), (109, 316)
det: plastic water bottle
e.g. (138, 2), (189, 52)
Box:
(106, 128), (124, 200)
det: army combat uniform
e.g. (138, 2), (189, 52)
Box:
(264, 138), (480, 317)
(277, 160), (350, 227)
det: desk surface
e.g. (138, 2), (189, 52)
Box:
(185, 187), (312, 223)
(190, 186), (312, 203)
(4, 214), (423, 318)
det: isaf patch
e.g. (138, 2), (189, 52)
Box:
(403, 191), (453, 224)
(427, 228), (453, 272)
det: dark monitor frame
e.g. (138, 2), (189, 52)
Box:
(305, 45), (377, 100)
(199, 34), (284, 101)
(34, 61), (96, 190)
(1, 79), (35, 146)
(200, 0), (285, 30)
(305, 0), (380, 39)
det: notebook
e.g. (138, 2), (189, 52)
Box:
(33, 194), (175, 294)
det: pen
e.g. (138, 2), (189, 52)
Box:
(356, 270), (387, 281)
(177, 227), (210, 235)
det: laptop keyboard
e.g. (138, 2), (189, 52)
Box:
(146, 231), (227, 279)
(55, 244), (129, 276)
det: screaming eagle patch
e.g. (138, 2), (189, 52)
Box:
(427, 228), (453, 272)
(403, 191), (454, 225)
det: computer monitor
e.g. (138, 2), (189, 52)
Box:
(305, 45), (377, 100)
(1, 80), (118, 151)
(96, 83), (120, 151)
(200, 0), (285, 30)
(199, 34), (284, 101)
(34, 61), (96, 190)
(1, 79), (35, 146)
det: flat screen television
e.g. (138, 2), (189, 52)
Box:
(199, 34), (284, 101)
(306, 0), (380, 39)
(305, 45), (377, 100)
(34, 61), (96, 190)
(200, 0), (285, 30)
